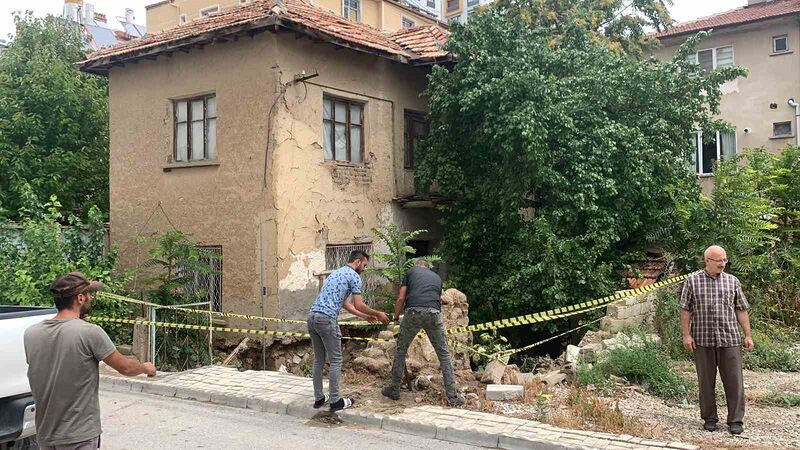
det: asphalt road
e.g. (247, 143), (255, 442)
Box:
(98, 388), (483, 449)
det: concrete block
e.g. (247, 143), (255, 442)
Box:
(132, 317), (151, 362)
(142, 383), (176, 398)
(436, 425), (500, 448)
(338, 409), (384, 428)
(565, 345), (580, 364)
(486, 385), (524, 401)
(499, 433), (571, 450)
(542, 372), (567, 386)
(209, 393), (248, 408)
(246, 397), (289, 415)
(286, 401), (316, 418)
(174, 387), (212, 402)
(382, 416), (437, 438)
(514, 372), (538, 385)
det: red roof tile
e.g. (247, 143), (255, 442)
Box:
(623, 259), (668, 289)
(80, 0), (449, 73)
(656, 0), (800, 39)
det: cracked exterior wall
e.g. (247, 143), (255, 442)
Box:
(107, 31), (443, 336)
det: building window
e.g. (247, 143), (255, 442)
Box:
(688, 46), (734, 70)
(447, 0), (459, 12)
(323, 96), (364, 164)
(179, 15), (187, 25)
(174, 94), (217, 163)
(402, 17), (416, 28)
(185, 246), (222, 312)
(773, 121), (793, 137)
(690, 130), (736, 175)
(773, 35), (789, 53)
(467, 0), (478, 7)
(448, 15), (461, 25)
(343, 0), (360, 21)
(199, 6), (219, 17)
(427, 0), (435, 8)
(404, 111), (428, 169)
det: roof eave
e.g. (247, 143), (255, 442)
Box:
(656, 11), (800, 41)
(78, 16), (421, 76)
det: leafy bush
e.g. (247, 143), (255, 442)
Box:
(472, 330), (512, 367)
(653, 291), (692, 360)
(744, 327), (800, 372)
(0, 195), (130, 341)
(576, 363), (612, 390)
(755, 391), (800, 407)
(597, 342), (694, 399)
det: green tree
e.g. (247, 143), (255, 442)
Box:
(491, 0), (675, 58)
(415, 8), (745, 328)
(0, 13), (109, 220)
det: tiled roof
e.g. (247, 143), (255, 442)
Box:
(80, 0), (450, 74)
(391, 25), (449, 59)
(623, 259), (668, 289)
(655, 0), (800, 39)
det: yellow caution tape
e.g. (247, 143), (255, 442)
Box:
(97, 292), (374, 327)
(445, 271), (696, 335)
(493, 316), (604, 359)
(86, 316), (395, 343)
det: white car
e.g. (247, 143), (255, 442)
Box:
(0, 306), (56, 450)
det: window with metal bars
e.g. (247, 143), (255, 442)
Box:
(173, 94), (217, 163)
(323, 95), (364, 163)
(325, 243), (379, 305)
(185, 246), (222, 312)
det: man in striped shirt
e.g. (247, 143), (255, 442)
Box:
(679, 245), (754, 435)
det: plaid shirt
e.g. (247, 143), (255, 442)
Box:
(679, 271), (749, 347)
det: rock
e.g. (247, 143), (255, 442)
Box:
(580, 343), (603, 357)
(414, 375), (432, 390)
(502, 364), (521, 385)
(542, 371), (567, 386)
(353, 356), (389, 373)
(646, 334), (662, 345)
(466, 393), (479, 400)
(292, 355), (302, 364)
(578, 330), (602, 347)
(565, 345), (581, 364)
(278, 364), (288, 373)
(361, 346), (386, 360)
(415, 397), (422, 403)
(486, 384), (524, 401)
(609, 375), (626, 384)
(514, 372), (538, 385)
(481, 360), (507, 384)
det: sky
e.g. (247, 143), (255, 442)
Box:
(0, 0), (749, 43)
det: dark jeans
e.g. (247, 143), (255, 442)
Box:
(307, 311), (342, 403)
(388, 308), (458, 403)
(694, 346), (745, 425)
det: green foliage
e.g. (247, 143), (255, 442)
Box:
(0, 13), (109, 220)
(743, 328), (800, 372)
(472, 330), (512, 367)
(0, 195), (130, 341)
(756, 391), (800, 407)
(597, 342), (694, 399)
(365, 225), (441, 310)
(416, 5), (744, 331)
(576, 363), (612, 390)
(653, 291), (691, 360)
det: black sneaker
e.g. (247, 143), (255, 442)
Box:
(313, 393), (329, 409)
(703, 420), (717, 432)
(729, 423), (744, 435)
(381, 387), (400, 401)
(330, 397), (354, 412)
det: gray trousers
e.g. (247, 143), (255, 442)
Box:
(41, 436), (100, 450)
(694, 346), (745, 425)
(389, 308), (458, 402)
(307, 311), (342, 403)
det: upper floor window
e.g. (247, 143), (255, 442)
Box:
(323, 96), (364, 164)
(427, 0), (436, 8)
(773, 121), (793, 138)
(402, 17), (416, 29)
(448, 15), (461, 25)
(343, 0), (360, 21)
(447, 0), (459, 13)
(178, 15), (187, 25)
(773, 35), (789, 53)
(688, 46), (734, 71)
(690, 130), (735, 175)
(404, 111), (428, 169)
(199, 6), (219, 17)
(467, 0), (479, 7)
(174, 94), (217, 163)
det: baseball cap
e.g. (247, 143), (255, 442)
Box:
(50, 272), (105, 299)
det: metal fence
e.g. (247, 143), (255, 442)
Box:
(325, 243), (382, 305)
(149, 301), (214, 372)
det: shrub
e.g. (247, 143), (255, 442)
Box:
(598, 342), (694, 399)
(744, 327), (800, 372)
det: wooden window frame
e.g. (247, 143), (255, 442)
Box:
(343, 0), (361, 22)
(173, 94), (216, 163)
(447, 0), (459, 13)
(404, 111), (428, 169)
(773, 35), (789, 54)
(323, 94), (365, 164)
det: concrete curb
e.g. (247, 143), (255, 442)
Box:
(100, 374), (697, 450)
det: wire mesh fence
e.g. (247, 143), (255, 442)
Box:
(153, 306), (213, 372)
(325, 243), (382, 305)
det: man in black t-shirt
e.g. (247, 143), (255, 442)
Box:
(381, 260), (463, 406)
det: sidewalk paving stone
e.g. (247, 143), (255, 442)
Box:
(99, 365), (698, 450)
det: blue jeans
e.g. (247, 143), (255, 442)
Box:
(307, 311), (342, 403)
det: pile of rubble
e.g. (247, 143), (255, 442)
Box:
(480, 329), (662, 401)
(351, 288), (474, 388)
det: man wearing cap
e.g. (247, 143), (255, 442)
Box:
(24, 272), (156, 450)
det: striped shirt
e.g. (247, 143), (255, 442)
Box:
(678, 271), (749, 347)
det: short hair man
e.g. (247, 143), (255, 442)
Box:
(307, 250), (389, 412)
(24, 272), (156, 450)
(680, 246), (754, 435)
(381, 260), (464, 407)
